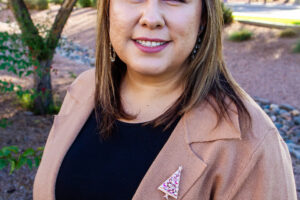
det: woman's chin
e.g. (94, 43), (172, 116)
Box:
(131, 67), (169, 77)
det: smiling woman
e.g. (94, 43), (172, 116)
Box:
(33, 0), (297, 199)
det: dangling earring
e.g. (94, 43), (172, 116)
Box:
(109, 42), (116, 62)
(191, 25), (204, 60)
(191, 37), (202, 60)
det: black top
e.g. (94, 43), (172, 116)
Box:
(55, 109), (181, 200)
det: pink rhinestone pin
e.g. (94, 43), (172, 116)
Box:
(158, 166), (183, 199)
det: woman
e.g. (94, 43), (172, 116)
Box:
(33, 0), (297, 199)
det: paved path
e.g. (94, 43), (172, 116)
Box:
(226, 2), (300, 19)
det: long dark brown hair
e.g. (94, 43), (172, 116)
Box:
(94, 0), (251, 140)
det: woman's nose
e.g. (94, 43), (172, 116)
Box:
(138, 2), (165, 29)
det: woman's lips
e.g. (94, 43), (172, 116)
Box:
(133, 39), (169, 53)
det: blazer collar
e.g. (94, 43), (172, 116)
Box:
(184, 100), (242, 144)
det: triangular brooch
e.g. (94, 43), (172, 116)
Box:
(158, 166), (183, 199)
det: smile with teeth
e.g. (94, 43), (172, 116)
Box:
(135, 40), (167, 47)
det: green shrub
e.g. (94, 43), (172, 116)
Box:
(293, 40), (300, 53)
(0, 118), (12, 128)
(24, 0), (48, 10)
(228, 29), (253, 42)
(0, 146), (44, 174)
(16, 89), (61, 115)
(221, 2), (233, 25)
(92, 0), (97, 8)
(77, 0), (93, 8)
(48, 0), (64, 4)
(279, 28), (298, 38)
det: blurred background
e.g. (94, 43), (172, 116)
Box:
(0, 0), (299, 199)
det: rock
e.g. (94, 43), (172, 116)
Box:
(254, 97), (271, 105)
(24, 111), (33, 116)
(275, 122), (283, 129)
(280, 104), (295, 111)
(296, 130), (300, 138)
(263, 104), (270, 110)
(281, 112), (292, 121)
(286, 120), (295, 127)
(281, 125), (289, 132)
(270, 115), (277, 122)
(6, 187), (16, 194)
(291, 136), (299, 144)
(270, 104), (280, 114)
(287, 142), (300, 160)
(279, 109), (288, 114)
(263, 108), (270, 114)
(291, 110), (300, 117)
(294, 116), (300, 125)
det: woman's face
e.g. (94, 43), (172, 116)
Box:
(109, 0), (202, 78)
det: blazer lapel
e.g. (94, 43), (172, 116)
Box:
(132, 114), (207, 200)
(132, 99), (242, 200)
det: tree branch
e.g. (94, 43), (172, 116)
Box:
(9, 0), (44, 56)
(46, 0), (78, 59)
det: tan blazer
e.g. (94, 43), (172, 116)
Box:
(33, 68), (297, 200)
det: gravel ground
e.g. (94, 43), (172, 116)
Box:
(223, 23), (300, 109)
(0, 3), (300, 199)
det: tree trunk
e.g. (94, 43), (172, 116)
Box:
(33, 59), (54, 114)
(9, 0), (78, 114)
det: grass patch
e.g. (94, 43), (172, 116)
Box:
(233, 15), (300, 26)
(279, 28), (298, 38)
(293, 40), (300, 53)
(293, 22), (300, 26)
(228, 29), (253, 42)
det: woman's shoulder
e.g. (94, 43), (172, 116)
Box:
(186, 92), (285, 161)
(67, 68), (96, 99)
(240, 93), (279, 142)
(69, 67), (95, 88)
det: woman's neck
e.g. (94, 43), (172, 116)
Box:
(119, 69), (184, 123)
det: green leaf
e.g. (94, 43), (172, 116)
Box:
(8, 83), (14, 92)
(9, 160), (16, 174)
(5, 146), (19, 153)
(1, 148), (11, 157)
(0, 62), (9, 70)
(37, 146), (44, 151)
(16, 156), (26, 170)
(18, 71), (24, 78)
(26, 158), (33, 169)
(0, 159), (8, 170)
(34, 157), (40, 167)
(25, 70), (33, 76)
(23, 148), (35, 157)
(8, 66), (17, 75)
